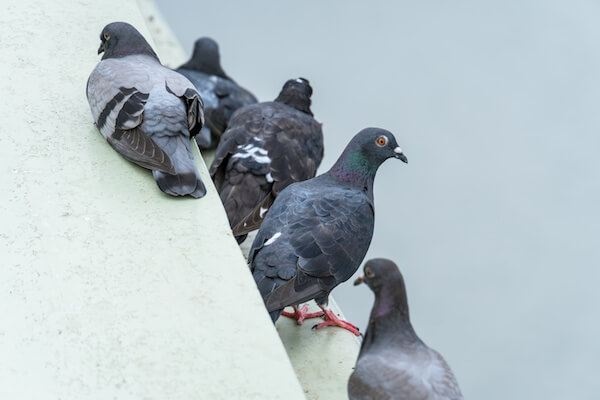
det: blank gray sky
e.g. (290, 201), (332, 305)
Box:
(156, 1), (600, 398)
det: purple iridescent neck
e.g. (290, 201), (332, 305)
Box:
(372, 284), (410, 320)
(368, 283), (419, 343)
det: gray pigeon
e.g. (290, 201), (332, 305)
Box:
(210, 78), (323, 243)
(248, 128), (407, 335)
(87, 22), (206, 198)
(177, 37), (258, 149)
(349, 258), (463, 400)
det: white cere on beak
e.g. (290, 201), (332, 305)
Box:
(264, 232), (282, 246)
(259, 207), (268, 218)
(394, 147), (403, 154)
(295, 78), (304, 83)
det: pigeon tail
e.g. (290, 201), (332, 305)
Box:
(153, 169), (206, 198)
(194, 126), (213, 149)
(220, 172), (272, 234)
(151, 141), (206, 198)
(269, 309), (283, 323)
(231, 192), (276, 237)
(234, 234), (248, 244)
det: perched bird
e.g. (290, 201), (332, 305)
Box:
(210, 78), (323, 243)
(349, 258), (463, 400)
(87, 22), (206, 198)
(177, 37), (257, 149)
(248, 128), (407, 335)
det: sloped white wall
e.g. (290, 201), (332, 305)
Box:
(0, 0), (305, 398)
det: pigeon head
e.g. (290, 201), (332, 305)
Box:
(329, 128), (407, 186)
(354, 258), (405, 293)
(179, 37), (230, 80)
(274, 77), (314, 115)
(354, 258), (411, 320)
(97, 22), (158, 61)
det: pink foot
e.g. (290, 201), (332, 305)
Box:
(312, 307), (360, 336)
(281, 304), (325, 325)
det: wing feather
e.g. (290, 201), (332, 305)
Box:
(87, 56), (206, 175)
(249, 179), (374, 312)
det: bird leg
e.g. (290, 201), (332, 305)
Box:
(312, 306), (360, 336)
(281, 304), (325, 325)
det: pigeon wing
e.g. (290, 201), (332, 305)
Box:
(291, 188), (373, 281)
(252, 182), (374, 311)
(163, 72), (205, 138)
(87, 59), (175, 174)
(212, 79), (258, 134)
(231, 192), (276, 236)
(231, 108), (323, 236)
(208, 104), (262, 185)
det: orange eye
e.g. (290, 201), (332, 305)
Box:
(365, 268), (375, 278)
(376, 136), (387, 147)
(103, 32), (110, 40)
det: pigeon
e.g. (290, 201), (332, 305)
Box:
(210, 78), (323, 243)
(87, 22), (206, 198)
(349, 258), (463, 400)
(248, 128), (407, 335)
(177, 37), (257, 149)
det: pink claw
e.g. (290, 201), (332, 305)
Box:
(312, 307), (360, 336)
(281, 304), (325, 325)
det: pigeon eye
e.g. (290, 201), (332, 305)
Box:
(365, 268), (375, 278)
(103, 32), (110, 41)
(376, 136), (387, 147)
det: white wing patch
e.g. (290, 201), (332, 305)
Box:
(232, 143), (271, 164)
(264, 232), (281, 246)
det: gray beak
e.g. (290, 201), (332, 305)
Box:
(98, 42), (105, 55)
(393, 146), (408, 163)
(353, 274), (364, 286)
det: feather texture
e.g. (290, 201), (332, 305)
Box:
(87, 46), (206, 197)
(177, 37), (257, 149)
(248, 128), (406, 322)
(210, 79), (323, 241)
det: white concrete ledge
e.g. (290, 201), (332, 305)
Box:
(0, 0), (305, 398)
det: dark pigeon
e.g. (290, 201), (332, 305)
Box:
(177, 37), (257, 149)
(349, 258), (463, 400)
(87, 22), (206, 198)
(248, 128), (407, 335)
(210, 78), (323, 243)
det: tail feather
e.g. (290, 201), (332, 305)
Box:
(194, 126), (213, 150)
(269, 309), (283, 323)
(153, 170), (206, 198)
(150, 131), (207, 198)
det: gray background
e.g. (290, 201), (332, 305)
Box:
(156, 1), (600, 399)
